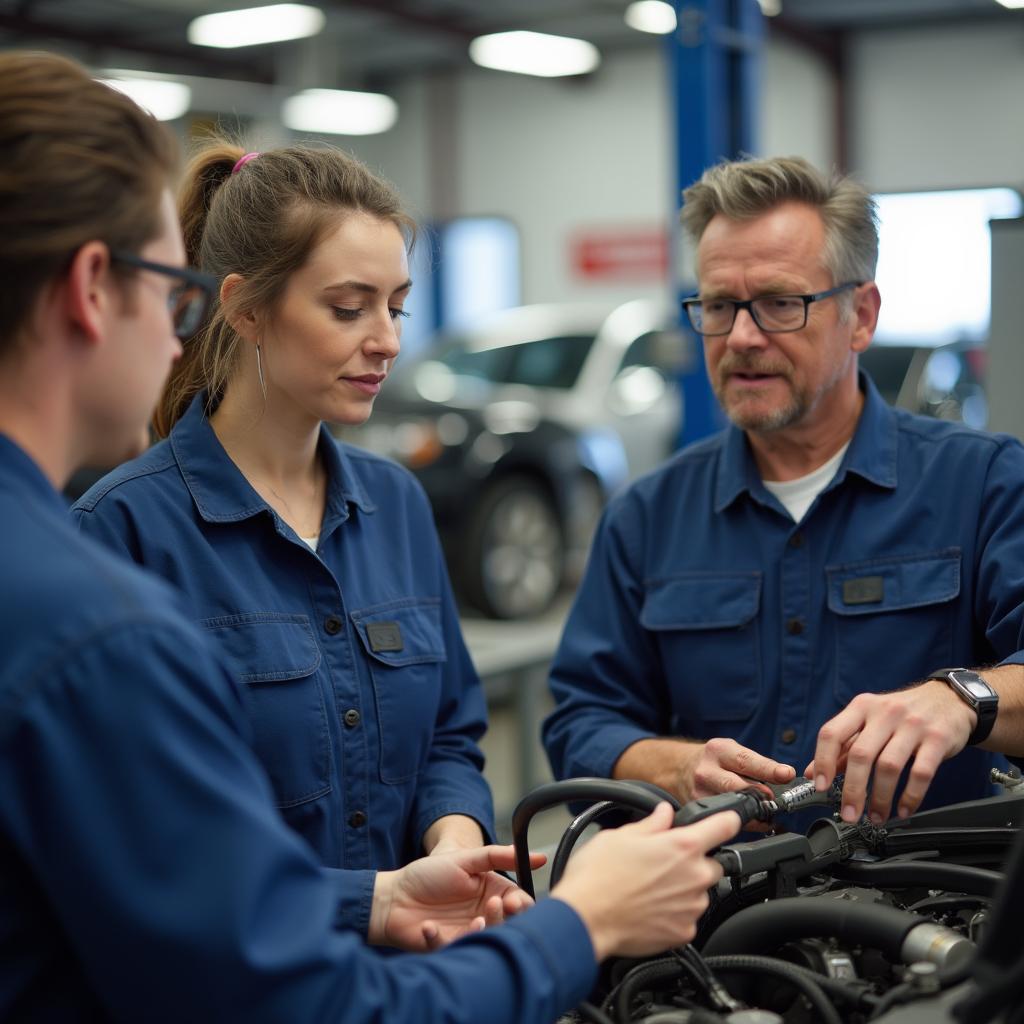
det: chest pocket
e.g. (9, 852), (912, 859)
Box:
(827, 550), (961, 705)
(200, 613), (331, 808)
(351, 598), (446, 785)
(640, 573), (762, 728)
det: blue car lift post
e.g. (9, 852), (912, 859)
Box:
(669, 0), (764, 445)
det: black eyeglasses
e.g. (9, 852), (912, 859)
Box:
(681, 281), (863, 337)
(110, 250), (217, 340)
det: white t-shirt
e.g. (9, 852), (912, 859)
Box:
(762, 442), (850, 523)
(300, 534), (320, 551)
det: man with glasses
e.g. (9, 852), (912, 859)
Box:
(544, 155), (1024, 828)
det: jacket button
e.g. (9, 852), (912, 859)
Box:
(786, 617), (804, 636)
(789, 532), (805, 548)
(343, 709), (361, 728)
(324, 615), (343, 635)
(781, 729), (797, 744)
(348, 811), (367, 828)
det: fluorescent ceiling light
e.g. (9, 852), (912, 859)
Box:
(188, 3), (325, 48)
(624, 1), (677, 34)
(469, 31), (600, 78)
(282, 88), (398, 135)
(100, 74), (191, 120)
(995, 0), (1024, 7)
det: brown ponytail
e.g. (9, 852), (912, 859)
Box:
(152, 140), (417, 438)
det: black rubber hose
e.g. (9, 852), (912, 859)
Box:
(550, 801), (617, 889)
(700, 897), (923, 962)
(703, 954), (843, 1024)
(908, 894), (991, 915)
(577, 999), (616, 1024)
(511, 779), (679, 898)
(830, 860), (1003, 897)
(614, 959), (687, 1022)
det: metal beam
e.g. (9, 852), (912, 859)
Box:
(0, 12), (276, 83)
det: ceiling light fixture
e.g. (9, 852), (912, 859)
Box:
(624, 1), (677, 34)
(188, 3), (325, 48)
(100, 73), (191, 121)
(281, 88), (398, 135)
(995, 0), (1024, 8)
(468, 31), (600, 78)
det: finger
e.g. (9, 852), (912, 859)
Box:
(814, 705), (868, 794)
(482, 894), (505, 928)
(679, 809), (742, 851)
(897, 743), (945, 819)
(502, 888), (533, 916)
(449, 844), (527, 875)
(840, 716), (899, 822)
(421, 921), (443, 951)
(865, 731), (921, 823)
(725, 746), (796, 786)
(623, 801), (675, 836)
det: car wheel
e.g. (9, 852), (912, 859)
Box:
(461, 475), (565, 620)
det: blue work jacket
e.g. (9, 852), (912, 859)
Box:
(544, 375), (1024, 819)
(0, 433), (596, 1022)
(73, 394), (494, 871)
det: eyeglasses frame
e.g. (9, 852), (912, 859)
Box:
(681, 281), (864, 337)
(109, 249), (218, 339)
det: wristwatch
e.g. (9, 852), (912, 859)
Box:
(927, 667), (999, 746)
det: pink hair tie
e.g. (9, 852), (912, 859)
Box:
(231, 151), (260, 175)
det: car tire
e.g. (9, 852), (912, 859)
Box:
(460, 474), (565, 620)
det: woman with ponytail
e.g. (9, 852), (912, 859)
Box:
(72, 140), (499, 881)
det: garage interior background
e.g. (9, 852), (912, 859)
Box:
(9, 0), (1024, 833)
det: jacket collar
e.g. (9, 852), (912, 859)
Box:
(713, 370), (898, 514)
(0, 434), (67, 513)
(169, 394), (376, 525)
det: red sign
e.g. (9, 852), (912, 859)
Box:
(571, 228), (669, 280)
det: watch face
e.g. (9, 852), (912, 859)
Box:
(964, 679), (993, 699)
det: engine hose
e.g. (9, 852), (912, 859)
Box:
(699, 896), (970, 970)
(511, 779), (680, 898)
(830, 860), (1003, 897)
(703, 955), (843, 1024)
(550, 801), (618, 889)
(577, 999), (616, 1024)
(908, 893), (991, 915)
(614, 958), (688, 1022)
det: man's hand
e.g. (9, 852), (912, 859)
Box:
(614, 736), (794, 809)
(685, 737), (796, 801)
(552, 803), (739, 960)
(370, 845), (545, 951)
(807, 680), (976, 823)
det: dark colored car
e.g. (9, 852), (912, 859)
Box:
(860, 342), (987, 427)
(337, 299), (688, 619)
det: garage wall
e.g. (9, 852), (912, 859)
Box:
(848, 21), (1024, 192)
(179, 19), (1024, 310)
(348, 33), (837, 307)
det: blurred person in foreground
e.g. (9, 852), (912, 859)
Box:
(0, 48), (740, 1022)
(544, 154), (1024, 829)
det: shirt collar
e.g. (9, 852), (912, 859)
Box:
(0, 434), (67, 514)
(169, 393), (376, 524)
(713, 370), (898, 513)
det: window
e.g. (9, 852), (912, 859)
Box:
(873, 187), (1023, 345)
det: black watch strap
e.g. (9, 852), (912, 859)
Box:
(927, 668), (999, 746)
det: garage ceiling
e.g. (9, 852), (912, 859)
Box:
(0, 0), (1019, 88)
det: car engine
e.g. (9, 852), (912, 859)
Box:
(511, 773), (1024, 1024)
